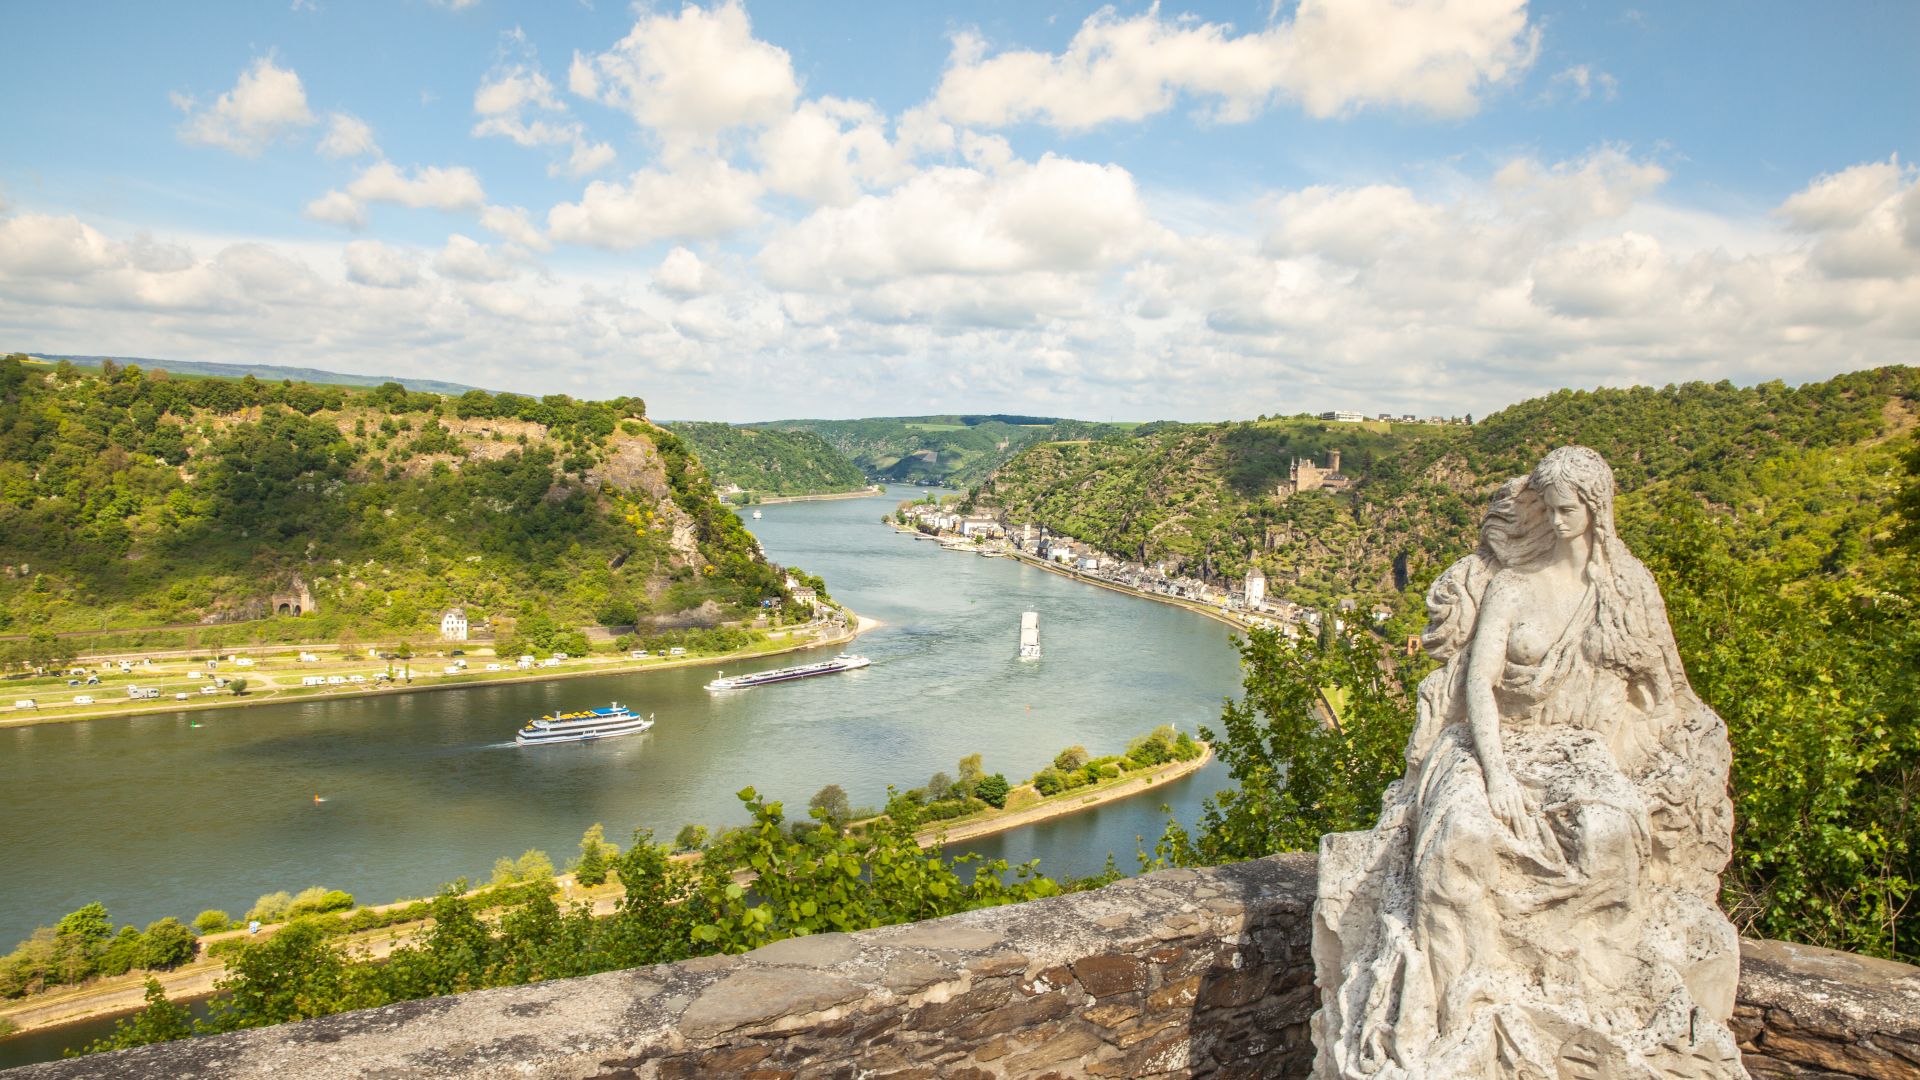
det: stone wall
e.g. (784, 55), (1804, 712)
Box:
(13, 853), (1918, 1079)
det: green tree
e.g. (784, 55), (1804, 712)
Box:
(974, 774), (1010, 809)
(925, 771), (953, 801)
(137, 918), (197, 970)
(807, 784), (852, 830)
(1053, 745), (1089, 771)
(202, 919), (362, 1032)
(54, 903), (112, 948)
(1160, 628), (1415, 866)
(227, 677), (248, 695)
(672, 824), (709, 853)
(573, 824), (618, 887)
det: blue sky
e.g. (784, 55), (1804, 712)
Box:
(1, 1), (1915, 420)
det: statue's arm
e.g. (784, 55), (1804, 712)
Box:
(1465, 577), (1528, 828)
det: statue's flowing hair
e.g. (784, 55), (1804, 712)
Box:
(1424, 446), (1684, 703)
(1530, 446), (1675, 700)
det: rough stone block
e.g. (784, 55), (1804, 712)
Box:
(678, 967), (866, 1037)
(1073, 954), (1149, 998)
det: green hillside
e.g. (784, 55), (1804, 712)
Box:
(0, 356), (811, 658)
(751, 414), (1134, 487)
(979, 368), (1920, 611)
(668, 422), (867, 498)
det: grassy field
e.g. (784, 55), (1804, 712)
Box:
(1, 620), (859, 727)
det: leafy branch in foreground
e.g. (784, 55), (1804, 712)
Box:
(77, 790), (1062, 1056)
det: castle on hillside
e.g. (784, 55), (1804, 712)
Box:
(1275, 449), (1352, 500)
(269, 576), (315, 617)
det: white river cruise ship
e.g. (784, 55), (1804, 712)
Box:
(516, 703), (654, 746)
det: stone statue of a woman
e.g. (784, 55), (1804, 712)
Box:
(1312, 447), (1746, 1079)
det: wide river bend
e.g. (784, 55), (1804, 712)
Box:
(0, 487), (1244, 950)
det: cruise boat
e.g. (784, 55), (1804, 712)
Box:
(1019, 611), (1041, 659)
(706, 653), (871, 691)
(516, 703), (654, 746)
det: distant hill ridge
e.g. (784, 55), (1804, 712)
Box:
(24, 353), (485, 397)
(747, 414), (1138, 487)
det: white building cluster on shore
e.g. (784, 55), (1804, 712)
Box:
(897, 503), (1393, 639)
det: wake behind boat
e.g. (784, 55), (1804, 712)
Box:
(516, 703), (654, 746)
(706, 653), (871, 691)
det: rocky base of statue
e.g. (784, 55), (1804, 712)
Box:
(1309, 448), (1749, 1080)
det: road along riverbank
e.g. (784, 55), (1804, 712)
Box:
(0, 615), (873, 731)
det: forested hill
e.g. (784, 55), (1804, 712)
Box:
(750, 414), (1134, 487)
(0, 355), (807, 650)
(669, 422), (867, 497)
(976, 366), (1920, 612)
(31, 353), (482, 396)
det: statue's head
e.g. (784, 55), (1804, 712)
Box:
(1528, 446), (1615, 549)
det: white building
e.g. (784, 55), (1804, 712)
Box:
(1320, 410), (1367, 423)
(1244, 566), (1266, 608)
(440, 607), (469, 642)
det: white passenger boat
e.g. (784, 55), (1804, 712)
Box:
(706, 653), (871, 691)
(1019, 611), (1041, 659)
(516, 703), (654, 746)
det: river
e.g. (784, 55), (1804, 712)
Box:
(0, 485), (1244, 966)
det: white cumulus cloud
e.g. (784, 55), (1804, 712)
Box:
(547, 157), (762, 249)
(433, 234), (519, 282)
(344, 240), (423, 288)
(317, 112), (380, 159)
(931, 0), (1538, 130)
(570, 1), (798, 151)
(175, 56), (317, 155)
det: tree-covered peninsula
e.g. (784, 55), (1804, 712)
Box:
(668, 421), (867, 498)
(0, 355), (808, 657)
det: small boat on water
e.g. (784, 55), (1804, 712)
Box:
(752, 508), (762, 519)
(706, 653), (871, 691)
(516, 703), (655, 746)
(1019, 611), (1041, 659)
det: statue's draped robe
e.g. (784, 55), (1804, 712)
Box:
(1312, 552), (1745, 1080)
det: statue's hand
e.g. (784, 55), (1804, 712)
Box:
(1486, 769), (1529, 831)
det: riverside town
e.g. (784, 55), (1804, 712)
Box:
(1, 2), (1917, 1077)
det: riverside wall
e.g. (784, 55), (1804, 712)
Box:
(13, 853), (1917, 1079)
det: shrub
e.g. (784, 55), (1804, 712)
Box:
(1031, 768), (1067, 797)
(490, 849), (555, 888)
(922, 798), (980, 821)
(285, 887), (353, 918)
(137, 919), (197, 970)
(192, 910), (232, 935)
(244, 891), (293, 925)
